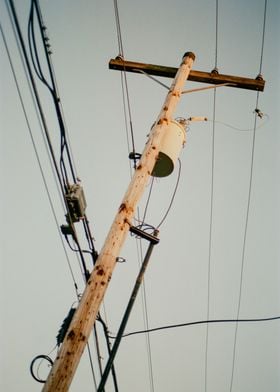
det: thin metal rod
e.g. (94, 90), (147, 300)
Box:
(97, 231), (159, 392)
(181, 82), (234, 94)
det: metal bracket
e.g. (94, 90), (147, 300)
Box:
(129, 226), (159, 244)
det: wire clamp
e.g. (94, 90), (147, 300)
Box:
(129, 152), (141, 161)
(254, 108), (264, 119)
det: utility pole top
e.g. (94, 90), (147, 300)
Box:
(109, 57), (265, 92)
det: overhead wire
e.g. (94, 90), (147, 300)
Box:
(207, 115), (269, 132)
(141, 178), (155, 227)
(135, 231), (155, 392)
(3, 8), (97, 389)
(204, 91), (216, 392)
(229, 1), (267, 391)
(1, 15), (100, 387)
(5, 0), (65, 198)
(113, 0), (137, 169)
(156, 158), (182, 230)
(32, 0), (76, 187)
(28, 0), (99, 272)
(33, 0), (105, 382)
(36, 0), (114, 385)
(115, 315), (280, 338)
(113, 0), (155, 390)
(9, 0), (91, 282)
(29, 0), (98, 264)
(205, 1), (218, 391)
(5, 0), (104, 387)
(1, 11), (79, 297)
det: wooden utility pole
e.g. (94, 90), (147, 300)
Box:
(43, 51), (196, 391)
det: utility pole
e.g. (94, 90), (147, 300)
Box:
(43, 51), (196, 391)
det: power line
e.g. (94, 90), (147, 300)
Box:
(5, 1), (103, 387)
(117, 315), (280, 338)
(6, 0), (65, 197)
(0, 18), (79, 296)
(258, 0), (267, 75)
(229, 1), (268, 390)
(31, 0), (77, 186)
(113, 0), (137, 168)
(205, 89), (217, 392)
(205, 0), (219, 387)
(113, 1), (155, 390)
(208, 115), (269, 132)
(214, 0), (219, 70)
(156, 158), (182, 229)
(27, 0), (98, 265)
(136, 237), (155, 392)
(2, 8), (98, 387)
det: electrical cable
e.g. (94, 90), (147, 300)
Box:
(64, 235), (93, 256)
(0, 18), (79, 297)
(97, 234), (158, 392)
(28, 1), (96, 264)
(1, 23), (99, 392)
(86, 343), (98, 390)
(32, 0), (77, 186)
(205, 4), (218, 390)
(229, 2), (267, 391)
(28, 5), (103, 380)
(137, 235), (155, 392)
(156, 158), (182, 229)
(30, 355), (54, 383)
(229, 92), (261, 392)
(141, 177), (155, 227)
(93, 324), (104, 379)
(113, 0), (124, 57)
(207, 115), (269, 132)
(204, 89), (216, 392)
(5, 0), (66, 214)
(115, 315), (280, 338)
(6, 0), (65, 198)
(214, 0), (219, 71)
(113, 1), (155, 390)
(28, 3), (51, 90)
(6, 1), (90, 283)
(97, 315), (119, 392)
(6, 1), (101, 387)
(26, 0), (99, 279)
(113, 0), (137, 169)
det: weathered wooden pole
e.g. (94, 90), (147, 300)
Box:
(43, 51), (195, 391)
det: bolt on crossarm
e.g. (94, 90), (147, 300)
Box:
(42, 52), (195, 392)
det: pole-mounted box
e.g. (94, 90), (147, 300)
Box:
(65, 184), (87, 222)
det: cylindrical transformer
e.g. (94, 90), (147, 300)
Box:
(152, 120), (186, 177)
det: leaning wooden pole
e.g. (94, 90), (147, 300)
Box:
(43, 52), (195, 391)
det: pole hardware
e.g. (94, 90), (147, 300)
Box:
(97, 230), (159, 392)
(109, 57), (265, 92)
(129, 225), (160, 245)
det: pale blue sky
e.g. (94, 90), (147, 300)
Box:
(1, 1), (280, 391)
